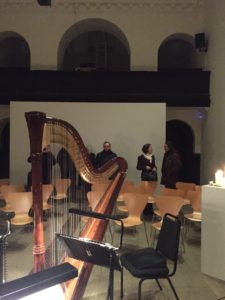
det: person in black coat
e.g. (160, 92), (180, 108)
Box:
(95, 141), (117, 168)
(41, 145), (56, 184)
(27, 144), (56, 188)
(137, 143), (157, 215)
(161, 141), (182, 189)
(136, 143), (157, 181)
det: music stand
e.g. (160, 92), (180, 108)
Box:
(69, 208), (124, 249)
(57, 233), (121, 300)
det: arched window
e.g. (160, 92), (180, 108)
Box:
(0, 32), (30, 69)
(158, 33), (201, 70)
(58, 19), (130, 71)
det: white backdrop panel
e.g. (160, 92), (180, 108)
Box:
(10, 102), (165, 185)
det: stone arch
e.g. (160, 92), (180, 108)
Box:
(0, 31), (30, 68)
(158, 33), (201, 70)
(57, 18), (130, 71)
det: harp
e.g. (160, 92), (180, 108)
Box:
(25, 111), (127, 299)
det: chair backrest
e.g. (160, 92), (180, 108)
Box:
(6, 192), (32, 213)
(195, 185), (202, 192)
(91, 181), (110, 192)
(119, 180), (135, 194)
(186, 190), (201, 212)
(54, 178), (71, 195)
(42, 184), (54, 203)
(137, 181), (157, 195)
(160, 187), (184, 198)
(87, 191), (104, 210)
(1, 185), (25, 201)
(156, 213), (181, 265)
(155, 196), (185, 218)
(175, 182), (196, 197)
(0, 179), (10, 187)
(121, 193), (149, 217)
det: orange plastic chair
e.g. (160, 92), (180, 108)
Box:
(117, 180), (135, 202)
(160, 187), (184, 198)
(91, 181), (110, 192)
(184, 190), (202, 237)
(52, 178), (71, 200)
(0, 185), (25, 212)
(175, 182), (196, 197)
(42, 184), (54, 211)
(138, 181), (157, 204)
(151, 196), (185, 247)
(87, 191), (105, 211)
(117, 185), (142, 213)
(114, 192), (150, 246)
(5, 191), (33, 225)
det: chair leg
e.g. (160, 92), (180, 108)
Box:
(120, 267), (124, 298)
(152, 227), (157, 247)
(143, 220), (149, 246)
(180, 227), (185, 254)
(108, 222), (113, 242)
(167, 278), (179, 300)
(155, 279), (162, 290)
(138, 278), (145, 300)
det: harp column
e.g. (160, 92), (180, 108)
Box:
(25, 111), (46, 272)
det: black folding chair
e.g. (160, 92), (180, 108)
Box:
(120, 213), (181, 300)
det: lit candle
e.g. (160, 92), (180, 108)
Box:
(215, 169), (224, 186)
(222, 177), (225, 187)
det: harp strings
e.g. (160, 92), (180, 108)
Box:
(45, 120), (88, 267)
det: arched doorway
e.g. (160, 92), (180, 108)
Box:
(158, 33), (202, 70)
(58, 18), (130, 71)
(0, 31), (30, 68)
(166, 120), (200, 183)
(0, 120), (9, 178)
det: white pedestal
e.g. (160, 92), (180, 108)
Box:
(201, 185), (225, 281)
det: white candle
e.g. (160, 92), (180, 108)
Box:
(215, 169), (224, 186)
(222, 177), (225, 187)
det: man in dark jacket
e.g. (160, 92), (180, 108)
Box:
(95, 141), (117, 168)
(161, 141), (182, 189)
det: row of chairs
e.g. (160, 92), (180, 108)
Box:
(90, 179), (202, 253)
(0, 179), (72, 226)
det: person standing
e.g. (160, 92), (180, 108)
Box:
(95, 141), (117, 168)
(137, 143), (157, 215)
(161, 141), (182, 189)
(136, 143), (157, 181)
(42, 144), (56, 184)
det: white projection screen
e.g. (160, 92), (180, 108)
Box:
(10, 101), (166, 185)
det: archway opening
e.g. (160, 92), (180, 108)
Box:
(58, 18), (130, 71)
(166, 120), (200, 183)
(0, 32), (30, 69)
(158, 33), (201, 70)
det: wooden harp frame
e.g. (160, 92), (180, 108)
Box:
(25, 111), (127, 299)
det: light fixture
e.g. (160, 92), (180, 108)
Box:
(0, 263), (77, 300)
